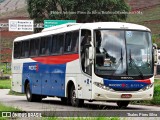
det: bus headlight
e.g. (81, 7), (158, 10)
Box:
(139, 83), (153, 91)
(94, 82), (113, 91)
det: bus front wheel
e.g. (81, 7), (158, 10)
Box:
(25, 83), (42, 102)
(70, 85), (84, 107)
(117, 101), (130, 108)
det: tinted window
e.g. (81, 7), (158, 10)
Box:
(71, 31), (79, 52)
(14, 42), (21, 58)
(51, 35), (57, 54)
(30, 38), (39, 56)
(40, 36), (52, 55)
(51, 34), (64, 54)
(64, 32), (72, 52)
(21, 41), (30, 58)
(64, 31), (79, 53)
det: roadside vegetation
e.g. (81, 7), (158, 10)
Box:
(0, 63), (11, 75)
(8, 89), (25, 96)
(0, 79), (24, 95)
(0, 102), (21, 111)
(151, 79), (160, 105)
(0, 79), (11, 89)
(0, 63), (11, 90)
(131, 79), (160, 105)
(0, 102), (21, 120)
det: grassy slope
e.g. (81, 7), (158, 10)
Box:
(0, 102), (21, 111)
(0, 79), (11, 89)
(0, 102), (21, 120)
(131, 79), (160, 105)
(8, 90), (25, 96)
(151, 79), (160, 105)
(0, 3), (29, 53)
(126, 4), (160, 45)
(127, 5), (160, 23)
(0, 63), (11, 75)
(0, 5), (29, 19)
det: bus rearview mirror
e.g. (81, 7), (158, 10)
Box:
(89, 47), (93, 61)
(154, 48), (158, 64)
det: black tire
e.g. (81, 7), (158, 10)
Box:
(70, 85), (84, 107)
(117, 101), (130, 108)
(25, 83), (42, 102)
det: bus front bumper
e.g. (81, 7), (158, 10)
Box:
(92, 85), (154, 101)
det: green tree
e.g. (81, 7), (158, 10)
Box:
(27, 0), (130, 28)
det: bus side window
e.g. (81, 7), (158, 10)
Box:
(30, 39), (34, 56)
(51, 34), (64, 54)
(71, 31), (79, 53)
(21, 40), (29, 58)
(45, 36), (52, 55)
(35, 38), (40, 56)
(51, 35), (57, 54)
(64, 32), (72, 53)
(30, 38), (40, 57)
(14, 42), (21, 59)
(40, 36), (52, 55)
(40, 37), (45, 55)
(64, 31), (79, 54)
(59, 34), (64, 54)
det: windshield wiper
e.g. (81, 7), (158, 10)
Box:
(129, 49), (144, 79)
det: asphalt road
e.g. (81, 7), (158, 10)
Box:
(0, 89), (160, 118)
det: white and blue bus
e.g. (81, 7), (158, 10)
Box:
(12, 22), (154, 108)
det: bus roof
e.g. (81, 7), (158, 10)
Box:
(14, 22), (151, 42)
(42, 23), (80, 32)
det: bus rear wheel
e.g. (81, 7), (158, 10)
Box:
(70, 85), (84, 107)
(117, 101), (130, 108)
(25, 83), (42, 102)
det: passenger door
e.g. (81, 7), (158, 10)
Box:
(79, 29), (93, 99)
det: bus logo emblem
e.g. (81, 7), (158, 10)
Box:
(28, 64), (39, 71)
(122, 84), (126, 87)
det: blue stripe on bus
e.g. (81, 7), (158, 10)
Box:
(103, 79), (150, 91)
(22, 62), (66, 97)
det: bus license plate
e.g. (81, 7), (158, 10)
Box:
(121, 94), (132, 98)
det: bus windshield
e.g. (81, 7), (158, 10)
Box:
(95, 30), (153, 79)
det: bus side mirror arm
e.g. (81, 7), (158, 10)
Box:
(84, 44), (91, 48)
(84, 42), (94, 64)
(153, 48), (158, 65)
(88, 43), (94, 64)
